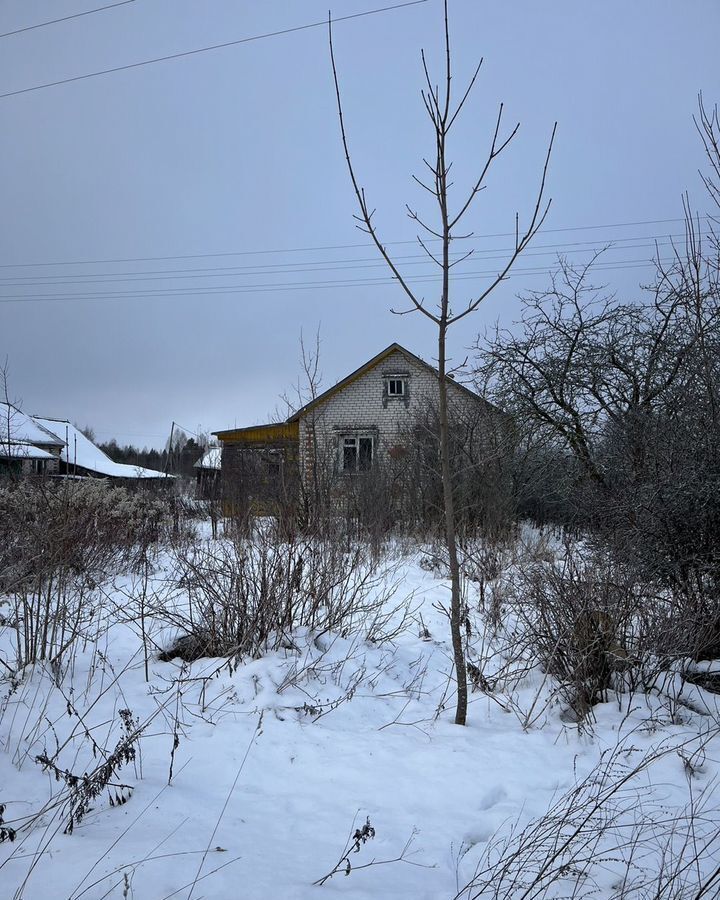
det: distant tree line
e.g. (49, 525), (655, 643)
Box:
(89, 427), (209, 478)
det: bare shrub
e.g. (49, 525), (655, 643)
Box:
(477, 529), (720, 727)
(509, 544), (643, 719)
(667, 578), (720, 663)
(0, 479), (181, 673)
(35, 707), (141, 835)
(159, 526), (408, 662)
(456, 733), (720, 900)
(314, 815), (420, 887)
(314, 816), (377, 885)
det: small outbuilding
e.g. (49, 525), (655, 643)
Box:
(194, 446), (222, 499)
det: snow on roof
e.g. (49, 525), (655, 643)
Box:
(32, 417), (172, 480)
(194, 447), (221, 470)
(0, 441), (56, 460)
(0, 402), (64, 447)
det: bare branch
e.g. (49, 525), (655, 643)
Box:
(448, 59), (483, 130)
(448, 104), (520, 231)
(417, 235), (443, 268)
(328, 13), (440, 325)
(449, 121), (557, 326)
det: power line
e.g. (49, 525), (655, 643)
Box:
(0, 257), (670, 304)
(0, 233), (703, 288)
(0, 1), (135, 40)
(0, 0), (428, 100)
(0, 230), (699, 280)
(172, 422), (208, 441)
(0, 217), (705, 269)
(92, 429), (168, 438)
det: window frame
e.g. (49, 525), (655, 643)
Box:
(340, 434), (375, 473)
(387, 377), (406, 397)
(382, 372), (410, 408)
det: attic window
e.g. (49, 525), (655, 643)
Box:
(382, 374), (409, 406)
(387, 377), (406, 397)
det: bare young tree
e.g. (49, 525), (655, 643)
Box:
(329, 0), (555, 723)
(278, 330), (341, 535)
(292, 330), (329, 530)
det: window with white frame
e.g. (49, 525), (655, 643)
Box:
(387, 377), (406, 397)
(341, 435), (374, 472)
(383, 373), (409, 406)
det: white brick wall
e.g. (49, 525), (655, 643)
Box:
(298, 349), (482, 480)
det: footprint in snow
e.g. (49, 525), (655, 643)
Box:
(462, 787), (510, 846)
(478, 785), (507, 810)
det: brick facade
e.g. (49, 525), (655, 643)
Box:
(214, 344), (500, 509)
(297, 348), (483, 484)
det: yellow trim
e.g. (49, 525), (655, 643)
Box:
(214, 422), (299, 444)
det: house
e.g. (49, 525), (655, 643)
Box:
(31, 418), (171, 481)
(213, 343), (502, 518)
(0, 402), (64, 476)
(1, 404), (171, 482)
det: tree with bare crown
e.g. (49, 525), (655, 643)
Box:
(329, 0), (556, 724)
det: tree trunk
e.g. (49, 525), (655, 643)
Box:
(438, 322), (468, 725)
(329, 0), (553, 727)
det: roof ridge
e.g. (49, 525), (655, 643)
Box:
(286, 341), (485, 422)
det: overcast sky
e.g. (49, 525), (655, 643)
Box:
(1, 0), (718, 448)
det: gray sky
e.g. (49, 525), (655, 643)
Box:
(1, 0), (718, 448)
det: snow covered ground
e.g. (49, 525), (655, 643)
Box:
(2, 524), (719, 899)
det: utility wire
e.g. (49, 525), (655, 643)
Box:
(0, 1), (135, 39)
(0, 230), (701, 278)
(172, 422), (208, 441)
(0, 0), (428, 100)
(92, 429), (168, 438)
(0, 234), (703, 288)
(0, 257), (671, 304)
(0, 217), (705, 269)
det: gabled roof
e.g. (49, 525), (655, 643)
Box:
(212, 343), (500, 442)
(287, 342), (493, 422)
(0, 402), (65, 447)
(0, 441), (56, 460)
(32, 417), (171, 479)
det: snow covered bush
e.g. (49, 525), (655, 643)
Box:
(493, 534), (720, 725)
